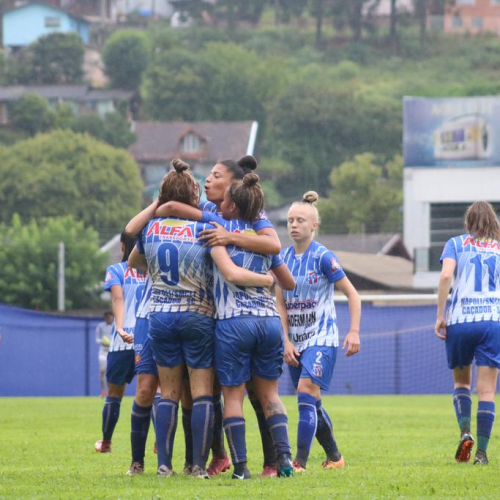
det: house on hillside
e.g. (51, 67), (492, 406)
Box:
(130, 120), (259, 196)
(0, 85), (133, 124)
(2, 2), (90, 48)
(443, 0), (500, 35)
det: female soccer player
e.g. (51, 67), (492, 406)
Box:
(95, 232), (147, 453)
(162, 172), (296, 479)
(133, 160), (274, 478)
(435, 201), (500, 465)
(279, 191), (361, 472)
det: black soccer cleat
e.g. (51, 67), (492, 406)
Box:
(473, 451), (489, 465)
(231, 466), (251, 480)
(277, 453), (294, 478)
(455, 432), (474, 463)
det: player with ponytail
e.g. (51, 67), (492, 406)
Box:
(278, 191), (361, 472)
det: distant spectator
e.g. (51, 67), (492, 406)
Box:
(95, 311), (113, 397)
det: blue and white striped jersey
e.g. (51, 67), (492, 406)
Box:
(202, 211), (281, 320)
(281, 241), (346, 352)
(137, 217), (215, 317)
(135, 274), (153, 319)
(441, 234), (500, 325)
(104, 261), (147, 352)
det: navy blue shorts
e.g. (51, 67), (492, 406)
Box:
(149, 312), (215, 369)
(134, 317), (158, 376)
(446, 320), (500, 369)
(288, 345), (337, 391)
(106, 350), (135, 386)
(215, 316), (284, 387)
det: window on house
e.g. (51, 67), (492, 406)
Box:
(182, 133), (201, 153)
(452, 16), (463, 28)
(45, 17), (61, 27)
(472, 17), (484, 28)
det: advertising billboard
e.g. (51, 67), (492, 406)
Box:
(403, 96), (500, 167)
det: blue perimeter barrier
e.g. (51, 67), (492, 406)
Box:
(0, 302), (454, 397)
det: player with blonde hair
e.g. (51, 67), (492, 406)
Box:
(278, 191), (361, 472)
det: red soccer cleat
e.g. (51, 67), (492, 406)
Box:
(322, 456), (345, 469)
(259, 464), (278, 477)
(207, 455), (231, 477)
(455, 433), (474, 463)
(94, 440), (112, 453)
(292, 460), (306, 473)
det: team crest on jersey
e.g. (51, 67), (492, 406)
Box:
(313, 363), (323, 377)
(146, 219), (196, 241)
(135, 353), (141, 365)
(308, 271), (319, 285)
(331, 257), (341, 272)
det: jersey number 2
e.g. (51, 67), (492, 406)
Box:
(158, 243), (180, 286)
(470, 254), (497, 292)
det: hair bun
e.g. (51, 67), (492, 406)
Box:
(172, 158), (190, 173)
(243, 172), (259, 187)
(302, 191), (319, 204)
(237, 155), (258, 171)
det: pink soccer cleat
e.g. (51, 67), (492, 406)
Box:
(207, 455), (231, 477)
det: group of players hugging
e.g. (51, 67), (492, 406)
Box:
(94, 154), (361, 479)
(94, 153), (500, 478)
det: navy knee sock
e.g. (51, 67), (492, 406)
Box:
(151, 393), (161, 430)
(295, 393), (318, 466)
(453, 388), (472, 435)
(130, 402), (152, 463)
(250, 398), (277, 466)
(192, 396), (214, 468)
(477, 401), (495, 453)
(155, 399), (179, 469)
(223, 417), (246, 465)
(266, 413), (292, 457)
(102, 396), (122, 442)
(211, 393), (226, 457)
(315, 399), (339, 458)
(182, 407), (193, 466)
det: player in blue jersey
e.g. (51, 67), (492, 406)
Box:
(133, 160), (274, 478)
(279, 191), (361, 473)
(94, 232), (147, 454)
(436, 201), (500, 466)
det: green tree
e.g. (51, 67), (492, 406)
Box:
(31, 33), (84, 84)
(0, 214), (108, 310)
(72, 112), (136, 149)
(319, 153), (403, 233)
(0, 130), (143, 238)
(268, 76), (401, 197)
(103, 30), (150, 90)
(143, 43), (284, 123)
(8, 94), (55, 136)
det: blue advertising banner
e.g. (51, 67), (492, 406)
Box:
(404, 96), (500, 167)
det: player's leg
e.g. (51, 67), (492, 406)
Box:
(252, 317), (293, 478)
(473, 322), (500, 465)
(96, 350), (134, 453)
(149, 312), (184, 476)
(180, 376), (194, 474)
(127, 316), (159, 475)
(207, 377), (231, 476)
(99, 353), (107, 397)
(446, 322), (476, 462)
(188, 367), (214, 478)
(181, 313), (216, 478)
(246, 381), (277, 476)
(474, 366), (497, 465)
(215, 317), (252, 479)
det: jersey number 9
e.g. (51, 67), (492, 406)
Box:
(158, 242), (180, 286)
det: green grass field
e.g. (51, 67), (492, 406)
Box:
(0, 395), (498, 499)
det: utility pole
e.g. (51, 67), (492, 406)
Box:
(58, 242), (65, 312)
